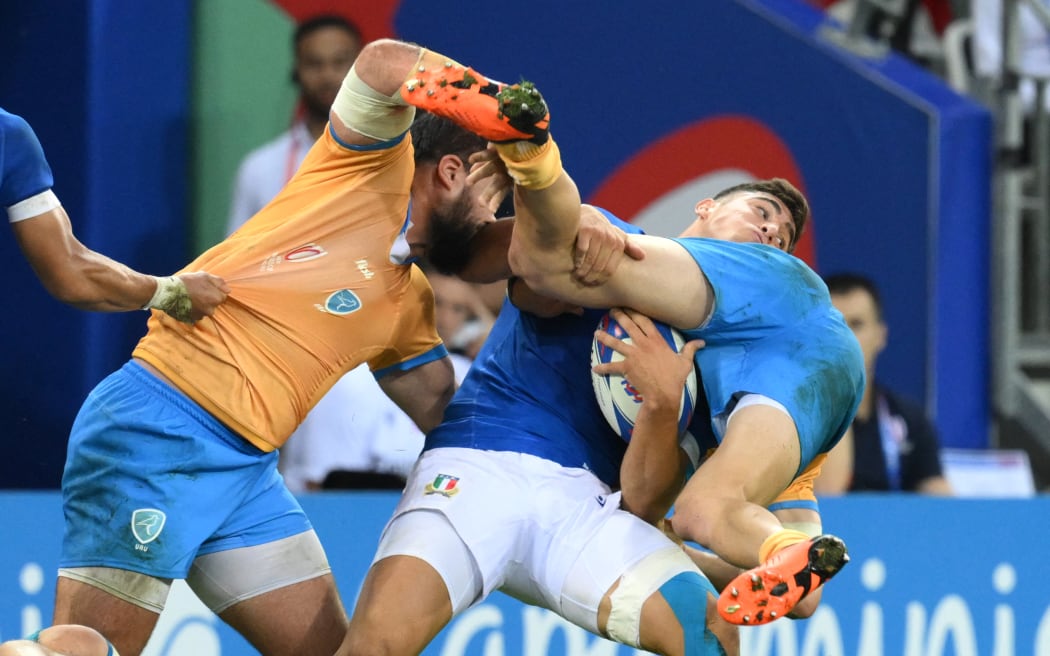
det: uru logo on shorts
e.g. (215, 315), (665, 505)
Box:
(131, 508), (167, 545)
(317, 289), (362, 315)
(424, 474), (460, 497)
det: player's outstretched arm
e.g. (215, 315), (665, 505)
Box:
(12, 206), (229, 323)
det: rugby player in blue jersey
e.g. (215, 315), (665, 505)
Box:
(340, 203), (742, 656)
(339, 176), (842, 654)
(398, 62), (863, 630)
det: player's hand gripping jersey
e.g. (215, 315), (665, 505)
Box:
(134, 127), (444, 451)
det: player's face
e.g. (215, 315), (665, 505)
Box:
(294, 27), (362, 120)
(423, 186), (493, 275)
(831, 288), (887, 372)
(691, 192), (794, 252)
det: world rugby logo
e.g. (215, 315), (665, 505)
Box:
(284, 243), (327, 263)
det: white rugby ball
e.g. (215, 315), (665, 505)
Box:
(591, 312), (698, 441)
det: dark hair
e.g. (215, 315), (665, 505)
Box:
(410, 111), (488, 166)
(293, 14), (362, 49)
(823, 272), (884, 319)
(713, 178), (809, 253)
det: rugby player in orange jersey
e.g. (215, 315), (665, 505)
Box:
(51, 39), (640, 656)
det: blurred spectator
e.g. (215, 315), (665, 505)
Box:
(429, 269), (498, 359)
(973, 0), (1050, 114)
(226, 14), (363, 234)
(815, 273), (954, 495)
(813, 0), (953, 68)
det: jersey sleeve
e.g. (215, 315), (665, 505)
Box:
(673, 238), (828, 341)
(1, 110), (59, 221)
(591, 205), (646, 236)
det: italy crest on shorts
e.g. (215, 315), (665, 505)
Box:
(424, 474), (460, 497)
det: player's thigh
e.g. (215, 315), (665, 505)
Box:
(188, 530), (344, 656)
(690, 404), (801, 505)
(342, 510), (479, 656)
(555, 498), (736, 655)
(555, 494), (681, 634)
(54, 575), (160, 656)
(218, 574), (345, 656)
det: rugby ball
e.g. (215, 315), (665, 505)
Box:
(591, 312), (698, 441)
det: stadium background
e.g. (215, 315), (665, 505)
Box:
(1, 1), (1037, 654)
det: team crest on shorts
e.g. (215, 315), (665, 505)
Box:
(131, 508), (167, 545)
(316, 289), (362, 315)
(424, 474), (460, 497)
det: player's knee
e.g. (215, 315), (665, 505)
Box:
(606, 546), (736, 654)
(668, 497), (721, 545)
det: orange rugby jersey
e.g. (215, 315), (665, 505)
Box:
(133, 127), (444, 452)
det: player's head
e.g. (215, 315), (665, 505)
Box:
(409, 111), (493, 274)
(683, 178), (808, 253)
(824, 272), (887, 374)
(292, 15), (363, 120)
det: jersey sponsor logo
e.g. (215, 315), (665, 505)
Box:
(131, 508), (167, 547)
(424, 474), (461, 497)
(316, 289), (362, 315)
(595, 495), (607, 507)
(356, 258), (375, 280)
(284, 243), (327, 263)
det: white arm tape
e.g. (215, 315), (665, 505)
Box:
(332, 64), (416, 142)
(7, 189), (61, 223)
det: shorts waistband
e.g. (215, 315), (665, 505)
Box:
(118, 360), (265, 456)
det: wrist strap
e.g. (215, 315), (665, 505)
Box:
(143, 275), (193, 323)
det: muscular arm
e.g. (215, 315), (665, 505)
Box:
(12, 207), (228, 321)
(377, 357), (456, 434)
(509, 179), (712, 328)
(599, 308), (700, 524)
(328, 39), (424, 147)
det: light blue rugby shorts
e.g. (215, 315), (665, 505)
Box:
(59, 360), (311, 579)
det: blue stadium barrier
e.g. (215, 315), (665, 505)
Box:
(1, 492), (1047, 655)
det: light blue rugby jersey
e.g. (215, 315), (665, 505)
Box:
(675, 238), (865, 475)
(424, 209), (642, 487)
(0, 108), (55, 208)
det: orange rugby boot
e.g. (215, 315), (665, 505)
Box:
(718, 534), (849, 625)
(402, 62), (549, 145)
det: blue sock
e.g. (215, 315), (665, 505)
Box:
(659, 571), (728, 656)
